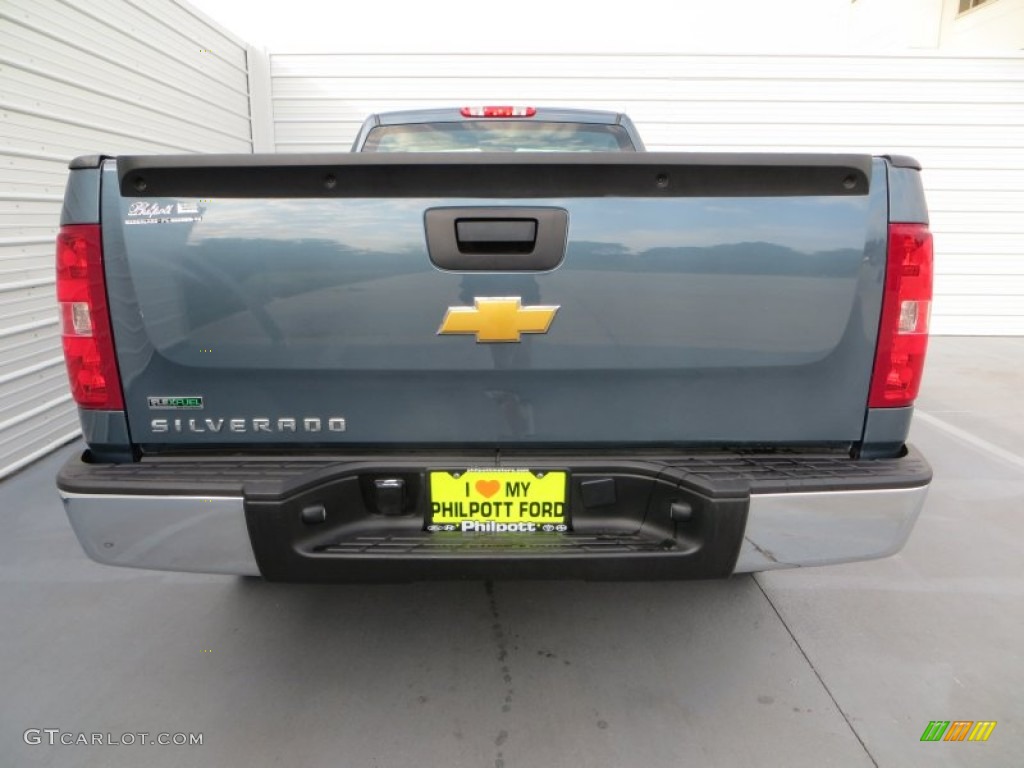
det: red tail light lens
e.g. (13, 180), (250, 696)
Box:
(868, 223), (933, 408)
(56, 224), (124, 410)
(460, 106), (537, 118)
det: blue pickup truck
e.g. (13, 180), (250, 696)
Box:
(55, 107), (933, 581)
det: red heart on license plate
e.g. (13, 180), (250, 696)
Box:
(475, 479), (501, 498)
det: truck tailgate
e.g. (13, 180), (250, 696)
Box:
(103, 153), (884, 448)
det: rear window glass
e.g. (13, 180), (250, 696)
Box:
(362, 121), (635, 152)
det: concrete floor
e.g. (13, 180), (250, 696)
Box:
(1, 337), (1021, 768)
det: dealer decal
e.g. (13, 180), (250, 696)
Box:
(125, 201), (203, 226)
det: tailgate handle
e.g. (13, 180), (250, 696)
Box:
(425, 207), (568, 271)
(456, 219), (537, 254)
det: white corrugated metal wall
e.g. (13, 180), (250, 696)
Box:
(268, 52), (1024, 337)
(0, 0), (255, 478)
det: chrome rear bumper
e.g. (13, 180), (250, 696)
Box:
(60, 483), (929, 578)
(733, 485), (929, 572)
(58, 447), (930, 579)
(60, 492), (259, 576)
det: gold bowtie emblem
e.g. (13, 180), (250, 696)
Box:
(438, 297), (559, 343)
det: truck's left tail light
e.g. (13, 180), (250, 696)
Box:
(56, 224), (124, 410)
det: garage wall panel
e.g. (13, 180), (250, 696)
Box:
(0, 0), (255, 478)
(269, 51), (1024, 337)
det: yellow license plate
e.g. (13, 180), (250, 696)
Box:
(428, 470), (568, 533)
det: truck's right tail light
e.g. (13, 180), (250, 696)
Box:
(56, 224), (124, 410)
(868, 223), (933, 408)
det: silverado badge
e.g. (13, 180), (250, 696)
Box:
(437, 297), (559, 343)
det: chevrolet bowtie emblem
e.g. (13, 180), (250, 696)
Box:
(438, 297), (559, 343)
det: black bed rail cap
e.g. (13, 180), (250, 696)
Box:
(117, 151), (873, 199)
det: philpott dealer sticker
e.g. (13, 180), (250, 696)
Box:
(125, 201), (203, 226)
